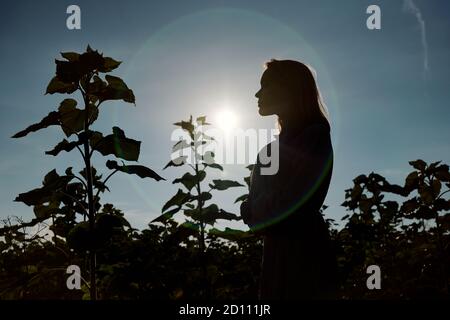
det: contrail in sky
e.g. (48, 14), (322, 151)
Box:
(403, 0), (429, 76)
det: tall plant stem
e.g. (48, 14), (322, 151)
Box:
(81, 85), (97, 300)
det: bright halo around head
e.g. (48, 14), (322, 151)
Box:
(215, 108), (239, 133)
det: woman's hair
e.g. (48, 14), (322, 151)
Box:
(264, 59), (330, 132)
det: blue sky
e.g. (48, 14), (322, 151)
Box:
(0, 0), (449, 230)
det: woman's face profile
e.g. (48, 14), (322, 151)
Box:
(255, 69), (291, 117)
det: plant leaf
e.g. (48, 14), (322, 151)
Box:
(106, 160), (165, 181)
(205, 163), (223, 171)
(45, 76), (78, 94)
(162, 189), (191, 213)
(61, 52), (80, 62)
(98, 75), (135, 104)
(208, 227), (251, 241)
(98, 57), (121, 73)
(234, 194), (248, 204)
(172, 140), (191, 152)
(33, 200), (60, 219)
(209, 179), (244, 191)
(189, 204), (239, 225)
(173, 171), (206, 191)
(191, 192), (212, 203)
(151, 208), (179, 224)
(58, 99), (98, 136)
(45, 139), (83, 156)
(409, 159), (427, 172)
(12, 111), (60, 138)
(196, 116), (210, 126)
(14, 170), (72, 206)
(163, 156), (188, 169)
(93, 127), (141, 161)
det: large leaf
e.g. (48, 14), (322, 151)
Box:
(189, 204), (239, 225)
(106, 160), (165, 181)
(98, 75), (135, 104)
(93, 127), (141, 161)
(162, 189), (191, 213)
(55, 59), (84, 83)
(12, 111), (60, 138)
(191, 192), (212, 203)
(196, 116), (210, 126)
(208, 227), (252, 241)
(173, 171), (206, 191)
(173, 116), (194, 139)
(61, 47), (121, 73)
(86, 75), (107, 96)
(409, 159), (427, 171)
(15, 169), (72, 206)
(98, 57), (121, 73)
(418, 185), (434, 205)
(163, 156), (188, 169)
(45, 139), (82, 156)
(60, 52), (80, 62)
(435, 165), (450, 182)
(234, 194), (248, 204)
(205, 163), (223, 171)
(78, 48), (106, 73)
(46, 76), (78, 94)
(174, 221), (200, 239)
(172, 140), (191, 152)
(15, 188), (54, 207)
(58, 99), (98, 136)
(381, 182), (409, 196)
(55, 47), (104, 85)
(404, 171), (419, 191)
(350, 184), (363, 201)
(47, 47), (117, 94)
(215, 208), (240, 221)
(33, 199), (60, 219)
(151, 208), (179, 224)
(174, 120), (194, 134)
(353, 174), (367, 185)
(209, 179), (244, 190)
(432, 179), (441, 196)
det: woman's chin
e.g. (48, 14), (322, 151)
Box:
(258, 108), (274, 116)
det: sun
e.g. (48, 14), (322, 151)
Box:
(215, 108), (239, 133)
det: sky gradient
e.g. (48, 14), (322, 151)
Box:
(1, 0), (449, 230)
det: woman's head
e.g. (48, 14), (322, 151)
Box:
(255, 59), (330, 132)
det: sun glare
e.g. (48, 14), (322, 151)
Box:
(215, 108), (238, 133)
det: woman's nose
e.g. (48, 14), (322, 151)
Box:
(255, 89), (261, 98)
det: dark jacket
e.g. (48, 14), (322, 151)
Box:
(241, 122), (338, 299)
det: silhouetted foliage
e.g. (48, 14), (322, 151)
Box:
(6, 46), (164, 299)
(336, 160), (450, 298)
(1, 48), (449, 300)
(154, 115), (250, 298)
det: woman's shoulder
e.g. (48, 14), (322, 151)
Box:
(255, 122), (331, 163)
(303, 122), (330, 136)
(296, 122), (332, 153)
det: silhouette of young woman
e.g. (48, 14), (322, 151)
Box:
(240, 59), (338, 300)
